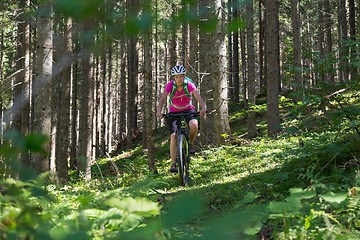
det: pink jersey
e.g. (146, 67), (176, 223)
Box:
(164, 80), (196, 112)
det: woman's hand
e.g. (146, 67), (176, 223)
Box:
(156, 112), (163, 119)
(200, 109), (206, 117)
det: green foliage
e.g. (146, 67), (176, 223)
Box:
(2, 86), (360, 238)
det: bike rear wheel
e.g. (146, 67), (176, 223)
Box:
(177, 133), (190, 186)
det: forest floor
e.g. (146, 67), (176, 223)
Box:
(2, 84), (360, 239)
(87, 85), (360, 239)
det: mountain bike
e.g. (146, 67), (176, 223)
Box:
(163, 111), (200, 186)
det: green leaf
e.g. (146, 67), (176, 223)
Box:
(268, 201), (287, 213)
(268, 189), (316, 215)
(320, 192), (348, 204)
(164, 193), (204, 227)
(288, 188), (316, 200)
(124, 13), (153, 36)
(83, 209), (104, 219)
(241, 192), (258, 204)
(24, 133), (48, 155)
(54, 0), (100, 19)
(199, 16), (218, 33)
(305, 217), (311, 230)
(198, 206), (267, 239)
(226, 18), (246, 32)
(105, 197), (160, 217)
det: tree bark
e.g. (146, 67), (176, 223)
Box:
(119, 39), (127, 143)
(227, 0), (233, 102)
(199, 0), (212, 145)
(126, 0), (139, 146)
(240, 29), (247, 107)
(348, 0), (357, 80)
(107, 44), (113, 150)
(265, 0), (280, 138)
(32, 0), (53, 173)
(337, 0), (349, 83)
(143, 0), (157, 173)
(201, 0), (231, 145)
(232, 2), (240, 103)
(188, 0), (198, 108)
(318, 1), (325, 83)
(324, 0), (334, 83)
(247, 0), (257, 139)
(56, 17), (72, 183)
(169, 3), (177, 67)
(291, 0), (303, 101)
(70, 24), (79, 170)
(78, 19), (94, 181)
(259, 0), (265, 95)
(101, 43), (107, 155)
(15, 0), (31, 168)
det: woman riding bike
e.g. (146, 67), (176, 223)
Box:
(156, 65), (206, 173)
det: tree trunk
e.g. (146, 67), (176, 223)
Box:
(32, 0), (53, 173)
(337, 0), (349, 83)
(199, 0), (212, 145)
(56, 17), (72, 183)
(0, 27), (3, 144)
(214, 0), (231, 145)
(127, 37), (138, 146)
(119, 39), (127, 143)
(348, 0), (357, 80)
(265, 0), (280, 138)
(318, 1), (325, 83)
(70, 24), (78, 170)
(188, 1), (198, 108)
(181, 0), (189, 65)
(78, 19), (94, 181)
(126, 0), (139, 147)
(94, 57), (100, 158)
(202, 0), (231, 145)
(107, 45), (113, 151)
(170, 3), (177, 67)
(101, 41), (107, 155)
(15, 0), (31, 168)
(291, 0), (303, 101)
(143, 0), (157, 174)
(51, 13), (61, 176)
(259, 0), (265, 95)
(227, 0), (233, 102)
(240, 29), (247, 107)
(324, 0), (334, 83)
(247, 0), (257, 139)
(232, 2), (240, 103)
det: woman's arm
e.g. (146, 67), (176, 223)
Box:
(156, 91), (169, 119)
(192, 89), (206, 117)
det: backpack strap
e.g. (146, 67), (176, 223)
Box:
(169, 80), (177, 105)
(170, 80), (177, 98)
(183, 78), (192, 98)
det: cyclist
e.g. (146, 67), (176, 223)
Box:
(156, 65), (206, 173)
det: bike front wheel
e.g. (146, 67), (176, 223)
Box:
(177, 133), (190, 186)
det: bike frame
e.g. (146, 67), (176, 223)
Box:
(163, 111), (199, 186)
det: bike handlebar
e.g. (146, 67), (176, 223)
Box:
(162, 112), (200, 118)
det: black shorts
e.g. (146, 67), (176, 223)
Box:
(166, 109), (198, 134)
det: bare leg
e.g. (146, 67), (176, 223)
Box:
(170, 133), (177, 164)
(188, 119), (199, 145)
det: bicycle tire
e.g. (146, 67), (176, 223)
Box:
(177, 133), (190, 186)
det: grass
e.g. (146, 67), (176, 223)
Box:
(1, 84), (360, 239)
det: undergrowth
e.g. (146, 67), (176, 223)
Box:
(1, 82), (360, 239)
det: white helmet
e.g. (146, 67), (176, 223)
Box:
(171, 65), (186, 75)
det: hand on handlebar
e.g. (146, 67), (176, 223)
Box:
(156, 112), (163, 119)
(200, 109), (206, 117)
